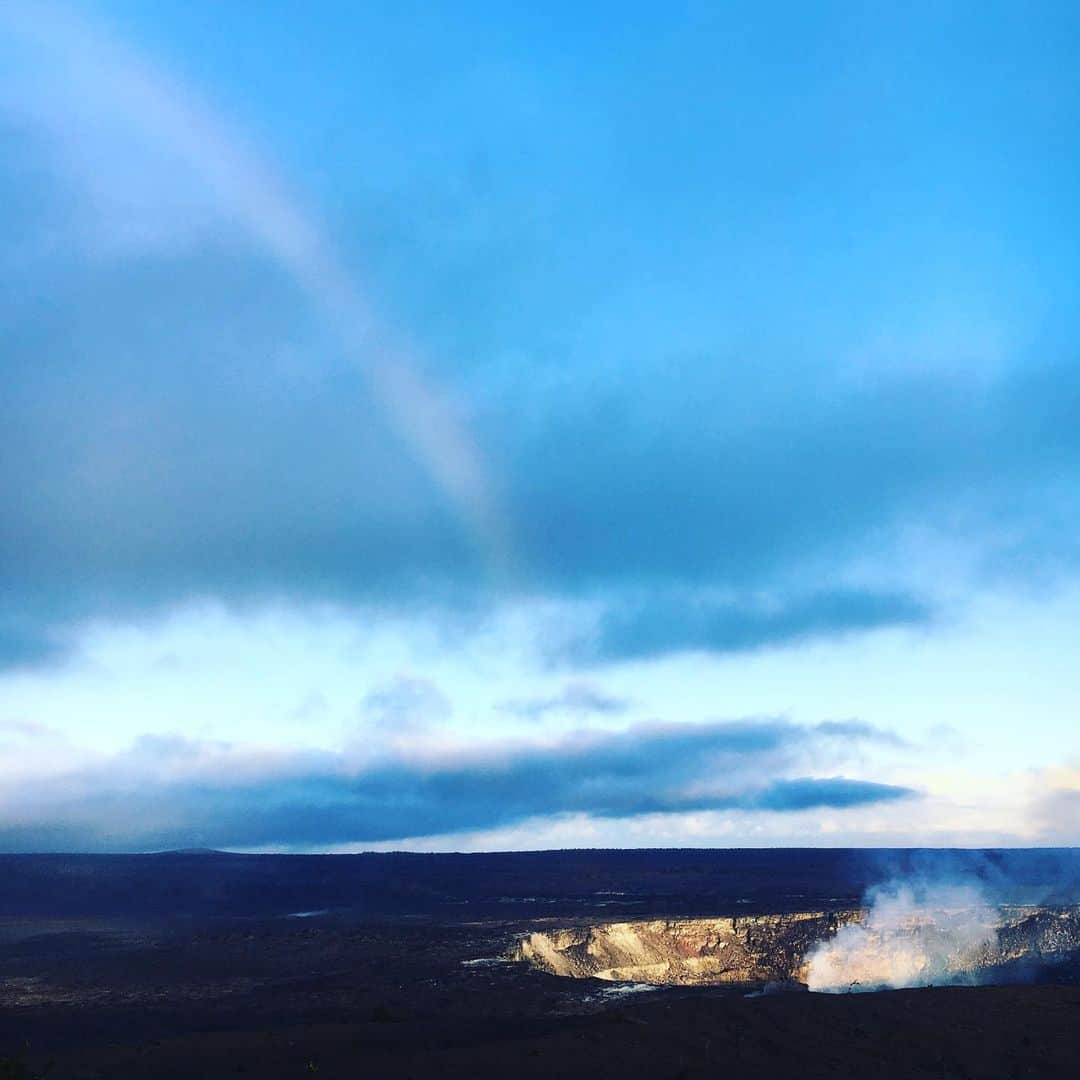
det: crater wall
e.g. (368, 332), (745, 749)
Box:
(512, 907), (1080, 989)
(513, 912), (858, 985)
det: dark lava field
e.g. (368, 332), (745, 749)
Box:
(1, 849), (1079, 1078)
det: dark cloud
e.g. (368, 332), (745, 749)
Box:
(8, 248), (1078, 665)
(5, 228), (1079, 666)
(360, 676), (452, 733)
(500, 681), (630, 720)
(0, 623), (65, 670)
(577, 588), (931, 662)
(746, 777), (910, 812)
(0, 718), (914, 852)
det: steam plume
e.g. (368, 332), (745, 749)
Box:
(806, 881), (998, 992)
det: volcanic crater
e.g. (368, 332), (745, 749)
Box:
(511, 906), (1080, 991)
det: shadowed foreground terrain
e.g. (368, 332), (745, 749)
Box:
(1, 850), (1079, 1078)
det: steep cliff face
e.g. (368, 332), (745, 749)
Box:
(512, 912), (860, 985)
(994, 907), (1080, 962)
(513, 907), (1080, 988)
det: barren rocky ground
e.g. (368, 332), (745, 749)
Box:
(0, 911), (1076, 1078)
(1, 851), (1078, 1077)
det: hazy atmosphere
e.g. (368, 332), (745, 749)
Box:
(3, 0), (1079, 852)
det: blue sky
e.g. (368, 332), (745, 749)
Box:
(1, 1), (1078, 851)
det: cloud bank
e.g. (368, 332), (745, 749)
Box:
(0, 718), (913, 852)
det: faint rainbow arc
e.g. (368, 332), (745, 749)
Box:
(2, 1), (515, 583)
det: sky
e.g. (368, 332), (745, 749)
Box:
(1, 0), (1079, 852)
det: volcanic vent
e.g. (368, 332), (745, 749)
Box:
(512, 903), (1080, 991)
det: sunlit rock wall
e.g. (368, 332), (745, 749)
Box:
(513, 907), (1080, 989)
(512, 912), (859, 985)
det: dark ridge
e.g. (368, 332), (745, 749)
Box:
(0, 848), (1077, 920)
(148, 848), (231, 856)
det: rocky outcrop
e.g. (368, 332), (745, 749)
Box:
(512, 912), (860, 985)
(982, 906), (1080, 966)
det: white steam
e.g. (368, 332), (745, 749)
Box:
(806, 882), (999, 992)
